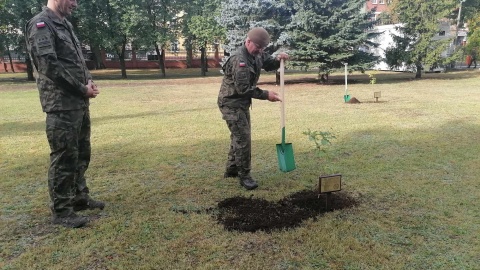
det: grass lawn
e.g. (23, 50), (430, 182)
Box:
(1, 68), (479, 269)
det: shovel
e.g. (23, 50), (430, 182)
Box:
(343, 63), (351, 102)
(276, 59), (296, 172)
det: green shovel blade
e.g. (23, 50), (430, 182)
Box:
(276, 127), (296, 172)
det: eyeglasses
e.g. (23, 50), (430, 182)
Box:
(250, 40), (266, 50)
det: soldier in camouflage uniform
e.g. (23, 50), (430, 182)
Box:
(25, 0), (104, 228)
(218, 27), (289, 190)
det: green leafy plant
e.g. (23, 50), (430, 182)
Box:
(302, 129), (336, 155)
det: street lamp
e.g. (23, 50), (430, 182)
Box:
(452, 0), (466, 67)
(456, 0), (466, 35)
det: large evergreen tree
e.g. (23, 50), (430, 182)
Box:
(217, 0), (290, 55)
(286, 0), (377, 80)
(218, 0), (376, 81)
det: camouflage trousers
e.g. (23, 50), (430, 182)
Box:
(219, 106), (251, 177)
(46, 109), (91, 217)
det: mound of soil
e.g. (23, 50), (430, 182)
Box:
(347, 97), (361, 104)
(215, 190), (358, 233)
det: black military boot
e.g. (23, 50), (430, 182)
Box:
(73, 195), (105, 211)
(52, 213), (88, 228)
(239, 175), (258, 190)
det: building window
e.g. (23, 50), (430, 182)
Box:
(439, 31), (446, 36)
(372, 0), (378, 3)
(379, 0), (385, 4)
(171, 41), (179, 52)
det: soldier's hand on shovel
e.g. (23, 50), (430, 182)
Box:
(276, 52), (289, 60)
(267, 90), (282, 102)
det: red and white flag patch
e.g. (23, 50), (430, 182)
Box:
(36, 22), (46, 28)
(239, 62), (246, 67)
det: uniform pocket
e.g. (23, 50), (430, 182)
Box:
(220, 107), (239, 121)
(46, 112), (70, 153)
(222, 111), (239, 121)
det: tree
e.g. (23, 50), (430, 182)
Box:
(132, 0), (184, 78)
(217, 0), (291, 83)
(74, 0), (139, 79)
(73, 0), (111, 70)
(217, 0), (290, 54)
(218, 0), (377, 82)
(0, 2), (16, 71)
(465, 16), (480, 62)
(183, 0), (224, 76)
(2, 0), (43, 79)
(456, 0), (480, 24)
(460, 0), (480, 62)
(105, 0), (139, 79)
(385, 0), (456, 78)
(285, 0), (378, 81)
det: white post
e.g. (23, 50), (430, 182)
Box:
(344, 63), (348, 96)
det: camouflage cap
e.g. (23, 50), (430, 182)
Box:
(247, 27), (270, 48)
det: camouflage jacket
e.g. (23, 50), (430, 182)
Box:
(25, 7), (92, 112)
(218, 45), (280, 108)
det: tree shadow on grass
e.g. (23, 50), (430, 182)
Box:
(0, 108), (211, 138)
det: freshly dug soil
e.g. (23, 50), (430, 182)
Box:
(347, 97), (361, 104)
(215, 190), (358, 233)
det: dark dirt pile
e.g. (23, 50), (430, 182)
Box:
(347, 97), (361, 104)
(215, 190), (358, 233)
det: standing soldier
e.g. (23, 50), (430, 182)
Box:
(25, 0), (104, 228)
(218, 27), (288, 190)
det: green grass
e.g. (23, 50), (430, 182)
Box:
(1, 68), (479, 269)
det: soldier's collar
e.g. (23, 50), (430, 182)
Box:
(241, 45), (256, 64)
(43, 7), (66, 25)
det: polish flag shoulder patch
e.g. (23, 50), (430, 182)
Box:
(36, 22), (46, 28)
(239, 62), (246, 67)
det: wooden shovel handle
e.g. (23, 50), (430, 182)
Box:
(280, 59), (285, 130)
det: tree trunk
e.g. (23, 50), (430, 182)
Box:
(415, 63), (422, 79)
(7, 48), (15, 73)
(155, 44), (166, 78)
(276, 71), (280, 85)
(185, 39), (193, 68)
(91, 45), (105, 69)
(201, 47), (206, 76)
(119, 38), (127, 79)
(25, 54), (35, 81)
(320, 73), (329, 83)
(204, 41), (208, 73)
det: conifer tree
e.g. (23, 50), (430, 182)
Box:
(217, 0), (290, 54)
(286, 0), (378, 80)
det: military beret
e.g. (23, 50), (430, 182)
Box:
(247, 27), (270, 48)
